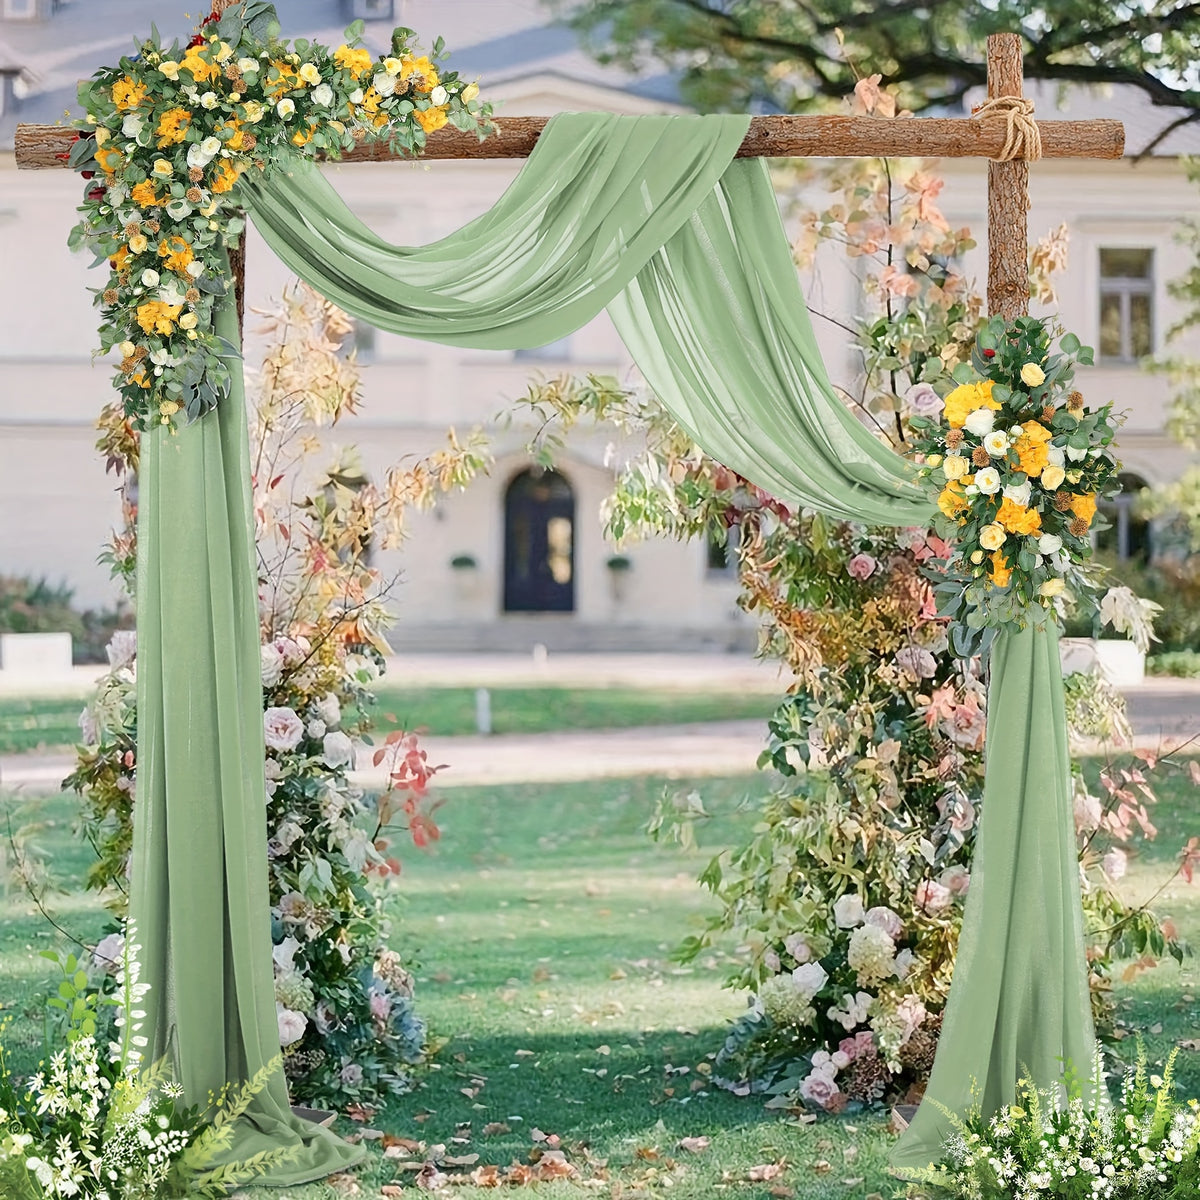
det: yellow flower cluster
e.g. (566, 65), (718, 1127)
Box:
(112, 76), (147, 111)
(995, 498), (1042, 536)
(1013, 420), (1052, 478)
(943, 379), (999, 428)
(334, 44), (374, 78)
(136, 300), (183, 335)
(155, 107), (191, 146)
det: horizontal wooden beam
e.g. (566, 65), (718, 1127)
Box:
(14, 112), (1124, 169)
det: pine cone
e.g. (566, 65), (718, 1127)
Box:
(1041, 405), (1056, 423)
(1053, 491), (1073, 511)
(972, 446), (990, 467)
(945, 429), (965, 450)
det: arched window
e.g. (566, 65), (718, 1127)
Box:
(503, 468), (575, 612)
(1097, 472), (1151, 563)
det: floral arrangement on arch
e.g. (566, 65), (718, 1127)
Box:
(909, 315), (1122, 655)
(68, 284), (490, 1111)
(513, 151), (1194, 1115)
(67, 1), (490, 431)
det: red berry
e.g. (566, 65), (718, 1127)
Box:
(982, 348), (996, 358)
(81, 169), (95, 179)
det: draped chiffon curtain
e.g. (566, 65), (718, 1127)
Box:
(131, 112), (1093, 1184)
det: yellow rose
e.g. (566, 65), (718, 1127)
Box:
(383, 56), (403, 75)
(215, 41), (234, 63)
(461, 81), (479, 103)
(178, 312), (198, 330)
(159, 400), (180, 416)
(1039, 577), (1066, 597)
(925, 453), (943, 467)
(94, 127), (111, 145)
(1040, 464), (1066, 491)
(152, 158), (174, 177)
(159, 60), (180, 79)
(979, 524), (1007, 551)
(128, 234), (149, 254)
(970, 550), (985, 564)
(1020, 362), (1046, 387)
(118, 340), (137, 358)
(186, 329), (199, 340)
(942, 454), (968, 481)
(298, 61), (321, 84)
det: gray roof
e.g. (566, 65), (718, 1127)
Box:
(2, 2), (1196, 157)
(0, 0), (678, 148)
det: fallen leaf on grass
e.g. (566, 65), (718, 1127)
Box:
(747, 1161), (787, 1182)
(326, 1174), (361, 1195)
(812, 1159), (832, 1174)
(414, 1162), (447, 1191)
(1179, 1039), (1200, 1051)
(344, 1104), (376, 1123)
(482, 1121), (511, 1136)
(530, 1128), (561, 1148)
(535, 1149), (579, 1180)
(677, 1137), (710, 1153)
(768, 1187), (794, 1199)
(380, 1187), (404, 1198)
(470, 1164), (503, 1188)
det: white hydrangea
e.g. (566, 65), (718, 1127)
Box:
(833, 892), (865, 928)
(847, 923), (897, 985)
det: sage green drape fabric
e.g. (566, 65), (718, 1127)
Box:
(891, 620), (1096, 1173)
(132, 262), (365, 1185)
(129, 111), (1097, 1186)
(242, 113), (929, 525)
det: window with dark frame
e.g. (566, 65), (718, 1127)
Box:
(1098, 248), (1153, 364)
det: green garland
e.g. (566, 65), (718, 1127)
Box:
(67, 2), (490, 431)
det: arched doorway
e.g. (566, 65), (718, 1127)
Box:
(503, 468), (575, 612)
(1097, 471), (1151, 563)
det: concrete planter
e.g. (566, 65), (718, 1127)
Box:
(1059, 636), (1144, 686)
(0, 631), (73, 679)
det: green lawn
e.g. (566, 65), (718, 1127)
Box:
(1, 768), (1197, 1200)
(0, 687), (777, 755)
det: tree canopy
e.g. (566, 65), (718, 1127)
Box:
(560, 0), (1200, 154)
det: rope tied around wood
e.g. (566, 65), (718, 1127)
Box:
(972, 95), (1043, 163)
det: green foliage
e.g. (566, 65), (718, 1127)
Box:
(1148, 649), (1200, 677)
(560, 0), (1200, 143)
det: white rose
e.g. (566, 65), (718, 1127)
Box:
(185, 260), (205, 278)
(894, 948), (916, 980)
(200, 91), (219, 110)
(1102, 848), (1127, 880)
(1066, 443), (1088, 462)
(982, 430), (1009, 457)
(277, 97), (296, 119)
(833, 892), (865, 928)
(349, 88), (364, 104)
(1038, 534), (1063, 555)
(315, 693), (341, 729)
(791, 961), (828, 999)
(963, 407), (996, 436)
(429, 84), (448, 106)
(187, 143), (214, 168)
(272, 936), (302, 973)
(1002, 480), (1032, 506)
(106, 629), (138, 669)
(140, 268), (160, 287)
(322, 730), (354, 769)
(974, 467), (1002, 495)
(1046, 444), (1066, 468)
(372, 71), (397, 97)
(92, 932), (126, 975)
(306, 718), (327, 741)
(237, 57), (259, 74)
(121, 113), (144, 138)
(201, 135), (222, 156)
(276, 1004), (308, 1047)
(263, 706), (304, 752)
(311, 82), (334, 107)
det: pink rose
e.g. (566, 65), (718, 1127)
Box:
(939, 865), (970, 896)
(865, 906), (903, 939)
(369, 991), (391, 1021)
(847, 553), (877, 581)
(905, 383), (944, 418)
(263, 706), (304, 753)
(916, 879), (953, 914)
(838, 1036), (860, 1063)
(799, 1070), (840, 1109)
(1102, 848), (1127, 880)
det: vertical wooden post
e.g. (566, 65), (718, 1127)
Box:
(986, 33), (1028, 320)
(211, 0), (246, 331)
